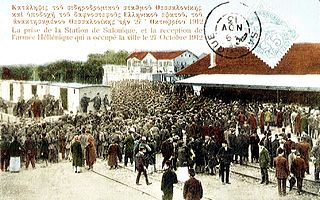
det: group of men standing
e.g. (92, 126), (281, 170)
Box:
(80, 93), (109, 113)
(258, 132), (320, 196)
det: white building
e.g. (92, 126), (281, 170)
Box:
(0, 80), (110, 113)
(102, 50), (198, 84)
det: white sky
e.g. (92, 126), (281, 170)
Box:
(0, 0), (319, 65)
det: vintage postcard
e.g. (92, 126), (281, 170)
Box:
(1, 0), (320, 199)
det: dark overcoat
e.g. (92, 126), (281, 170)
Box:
(71, 141), (83, 167)
(274, 156), (289, 179)
(183, 177), (203, 200)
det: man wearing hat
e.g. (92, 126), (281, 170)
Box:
(24, 134), (37, 169)
(291, 151), (307, 194)
(274, 148), (289, 196)
(71, 135), (83, 173)
(183, 168), (203, 200)
(0, 136), (10, 171)
(80, 93), (90, 113)
(217, 140), (233, 184)
(161, 160), (178, 200)
(135, 146), (152, 185)
(311, 139), (320, 182)
(258, 143), (270, 185)
(124, 129), (135, 167)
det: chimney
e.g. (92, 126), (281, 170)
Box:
(208, 53), (216, 68)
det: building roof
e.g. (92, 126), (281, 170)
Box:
(176, 43), (320, 75)
(176, 74), (320, 92)
(127, 52), (149, 60)
(127, 50), (187, 61)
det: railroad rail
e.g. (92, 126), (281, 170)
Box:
(230, 163), (320, 196)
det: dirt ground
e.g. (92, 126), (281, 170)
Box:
(1, 157), (318, 200)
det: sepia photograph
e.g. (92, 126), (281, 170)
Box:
(1, 0), (320, 199)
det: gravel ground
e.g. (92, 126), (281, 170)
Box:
(1, 158), (319, 200)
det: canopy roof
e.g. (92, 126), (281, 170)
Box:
(176, 74), (320, 92)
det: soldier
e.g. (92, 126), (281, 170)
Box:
(0, 136), (10, 171)
(258, 144), (270, 185)
(80, 93), (90, 113)
(24, 134), (37, 169)
(32, 95), (42, 122)
(311, 140), (320, 182)
(124, 130), (134, 167)
(40, 134), (49, 167)
(92, 93), (102, 112)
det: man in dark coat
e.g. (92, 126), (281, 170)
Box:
(258, 144), (270, 184)
(107, 140), (121, 169)
(0, 136), (10, 171)
(92, 93), (101, 112)
(161, 160), (178, 200)
(161, 138), (174, 169)
(291, 152), (307, 194)
(311, 140), (320, 182)
(217, 140), (233, 184)
(183, 168), (203, 200)
(284, 133), (295, 159)
(124, 131), (134, 167)
(274, 148), (289, 196)
(80, 93), (90, 113)
(40, 134), (49, 167)
(249, 133), (260, 163)
(32, 96), (42, 122)
(297, 137), (311, 174)
(135, 146), (152, 185)
(103, 94), (109, 110)
(24, 134), (37, 169)
(71, 136), (83, 173)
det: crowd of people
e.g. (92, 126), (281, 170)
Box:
(0, 80), (320, 199)
(12, 94), (64, 118)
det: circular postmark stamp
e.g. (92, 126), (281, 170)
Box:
(204, 2), (262, 58)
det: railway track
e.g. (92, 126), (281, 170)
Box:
(91, 169), (160, 200)
(230, 163), (320, 197)
(90, 159), (319, 199)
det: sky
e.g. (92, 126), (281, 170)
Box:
(0, 0), (319, 65)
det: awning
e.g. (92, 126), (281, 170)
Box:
(176, 74), (320, 92)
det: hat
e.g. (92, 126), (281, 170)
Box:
(188, 168), (196, 177)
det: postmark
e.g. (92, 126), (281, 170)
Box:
(250, 10), (298, 68)
(204, 2), (262, 59)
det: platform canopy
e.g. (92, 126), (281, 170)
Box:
(176, 74), (320, 92)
